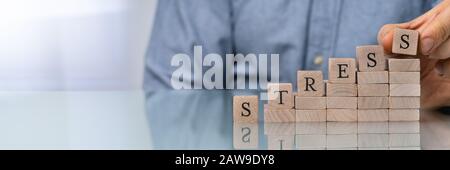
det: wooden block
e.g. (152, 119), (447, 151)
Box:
(389, 147), (421, 150)
(358, 84), (389, 96)
(356, 45), (387, 71)
(358, 97), (389, 109)
(264, 104), (295, 122)
(295, 110), (326, 122)
(295, 122), (326, 134)
(392, 28), (419, 55)
(389, 109), (420, 121)
(357, 122), (388, 134)
(295, 97), (326, 110)
(295, 134), (326, 149)
(327, 147), (358, 150)
(233, 123), (259, 149)
(328, 58), (356, 84)
(326, 97), (357, 109)
(389, 72), (420, 84)
(389, 133), (420, 147)
(297, 71), (324, 96)
(389, 121), (420, 133)
(326, 122), (357, 134)
(326, 83), (357, 96)
(267, 135), (294, 150)
(358, 109), (389, 121)
(389, 97), (420, 108)
(357, 71), (389, 84)
(264, 123), (295, 135)
(267, 83), (294, 109)
(390, 84), (420, 97)
(359, 147), (389, 150)
(326, 109), (357, 122)
(358, 134), (389, 148)
(326, 134), (357, 149)
(388, 58), (420, 72)
(233, 95), (258, 123)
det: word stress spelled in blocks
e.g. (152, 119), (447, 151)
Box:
(297, 71), (324, 96)
(392, 28), (419, 56)
(267, 83), (294, 109)
(250, 44), (422, 123)
(328, 58), (356, 84)
(356, 45), (386, 72)
(233, 96), (258, 123)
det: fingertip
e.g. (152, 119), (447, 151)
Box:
(381, 31), (394, 55)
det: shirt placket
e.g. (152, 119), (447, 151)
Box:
(305, 0), (342, 79)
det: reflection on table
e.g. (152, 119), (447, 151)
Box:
(234, 122), (420, 150)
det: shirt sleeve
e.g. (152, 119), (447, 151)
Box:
(144, 0), (233, 90)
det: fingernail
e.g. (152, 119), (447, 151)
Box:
(421, 38), (435, 55)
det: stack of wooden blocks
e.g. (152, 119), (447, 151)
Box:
(388, 58), (421, 121)
(356, 45), (389, 121)
(233, 28), (421, 123)
(388, 28), (421, 121)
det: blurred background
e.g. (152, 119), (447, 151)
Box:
(0, 0), (158, 90)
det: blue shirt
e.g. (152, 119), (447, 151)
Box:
(144, 0), (438, 90)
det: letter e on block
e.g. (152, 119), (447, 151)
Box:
(233, 96), (258, 123)
(328, 58), (356, 84)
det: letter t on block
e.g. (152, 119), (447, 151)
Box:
(233, 96), (258, 123)
(328, 58), (356, 84)
(267, 83), (294, 109)
(297, 71), (324, 96)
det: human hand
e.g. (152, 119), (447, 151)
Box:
(378, 0), (450, 109)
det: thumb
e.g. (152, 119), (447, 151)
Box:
(420, 7), (450, 55)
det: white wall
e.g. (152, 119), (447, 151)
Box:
(0, 0), (157, 90)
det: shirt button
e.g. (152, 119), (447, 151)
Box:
(314, 55), (323, 65)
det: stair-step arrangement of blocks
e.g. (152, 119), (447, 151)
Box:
(233, 28), (421, 123)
